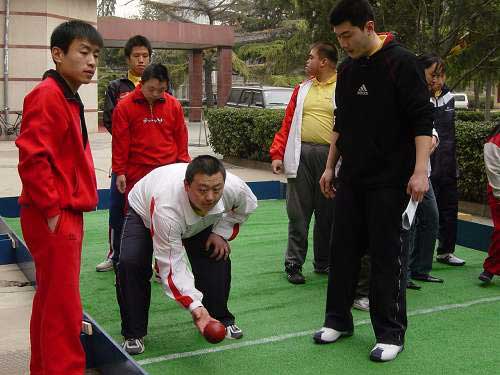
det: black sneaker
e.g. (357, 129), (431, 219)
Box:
(478, 270), (494, 283)
(285, 264), (305, 284)
(407, 280), (421, 290)
(122, 338), (145, 355)
(287, 271), (305, 284)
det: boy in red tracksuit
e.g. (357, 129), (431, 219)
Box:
(479, 123), (500, 283)
(15, 21), (103, 375)
(111, 63), (190, 262)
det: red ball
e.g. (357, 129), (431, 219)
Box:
(203, 321), (226, 344)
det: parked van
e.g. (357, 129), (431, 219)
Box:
(452, 92), (469, 109)
(226, 86), (294, 109)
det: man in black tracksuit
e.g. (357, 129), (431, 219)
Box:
(313, 0), (433, 362)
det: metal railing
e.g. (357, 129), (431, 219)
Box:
(185, 106), (208, 147)
(0, 109), (22, 138)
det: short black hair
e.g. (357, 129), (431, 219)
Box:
(185, 155), (226, 185)
(329, 0), (375, 29)
(311, 42), (338, 64)
(141, 63), (170, 83)
(50, 20), (103, 53)
(417, 53), (446, 74)
(124, 35), (152, 58)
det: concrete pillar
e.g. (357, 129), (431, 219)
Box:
(217, 47), (232, 107)
(188, 49), (203, 122)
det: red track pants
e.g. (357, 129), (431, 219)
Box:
(484, 189), (500, 275)
(21, 206), (85, 375)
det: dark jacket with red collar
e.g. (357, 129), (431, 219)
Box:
(103, 75), (175, 134)
(103, 76), (136, 133)
(111, 84), (190, 192)
(334, 33), (434, 188)
(16, 70), (98, 218)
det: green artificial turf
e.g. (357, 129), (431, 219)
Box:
(3, 200), (500, 374)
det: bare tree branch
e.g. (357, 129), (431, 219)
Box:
(450, 45), (499, 91)
(437, 0), (494, 46)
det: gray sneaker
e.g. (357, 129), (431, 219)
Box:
(95, 258), (113, 272)
(122, 338), (145, 355)
(225, 324), (243, 339)
(352, 297), (369, 312)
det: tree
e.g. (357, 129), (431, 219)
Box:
(97, 0), (117, 17)
(141, 0), (254, 106)
(374, 0), (500, 96)
(143, 0), (250, 25)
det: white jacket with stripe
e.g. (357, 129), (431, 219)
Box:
(128, 163), (258, 312)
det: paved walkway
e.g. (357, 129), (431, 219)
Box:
(0, 123), (284, 198)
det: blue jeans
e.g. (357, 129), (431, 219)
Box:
(407, 181), (439, 278)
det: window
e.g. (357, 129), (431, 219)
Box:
(228, 89), (242, 104)
(263, 90), (293, 108)
(251, 92), (264, 107)
(239, 91), (253, 106)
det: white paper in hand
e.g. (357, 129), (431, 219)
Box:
(402, 199), (419, 230)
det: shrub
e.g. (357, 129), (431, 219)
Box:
(456, 110), (500, 122)
(206, 108), (284, 162)
(455, 110), (485, 122)
(456, 120), (496, 203)
(206, 108), (497, 203)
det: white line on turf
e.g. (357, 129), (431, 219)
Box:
(137, 295), (500, 366)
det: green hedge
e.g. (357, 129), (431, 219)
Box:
(456, 120), (495, 203)
(206, 108), (285, 162)
(456, 110), (500, 122)
(206, 108), (496, 203)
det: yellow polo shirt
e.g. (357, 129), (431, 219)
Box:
(128, 71), (141, 87)
(301, 73), (336, 144)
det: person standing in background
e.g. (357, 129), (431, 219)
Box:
(479, 122), (500, 283)
(406, 54), (445, 289)
(96, 35), (152, 272)
(428, 59), (466, 267)
(270, 43), (338, 284)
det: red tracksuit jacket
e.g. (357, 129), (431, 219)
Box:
(16, 70), (98, 219)
(111, 85), (190, 190)
(269, 85), (300, 161)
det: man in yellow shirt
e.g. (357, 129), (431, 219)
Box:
(270, 42), (338, 284)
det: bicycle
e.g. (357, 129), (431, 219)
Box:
(0, 110), (22, 137)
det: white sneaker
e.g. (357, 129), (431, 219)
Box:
(370, 343), (403, 362)
(353, 297), (369, 312)
(225, 324), (243, 339)
(313, 327), (353, 344)
(122, 338), (145, 355)
(95, 258), (113, 272)
(436, 253), (465, 266)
